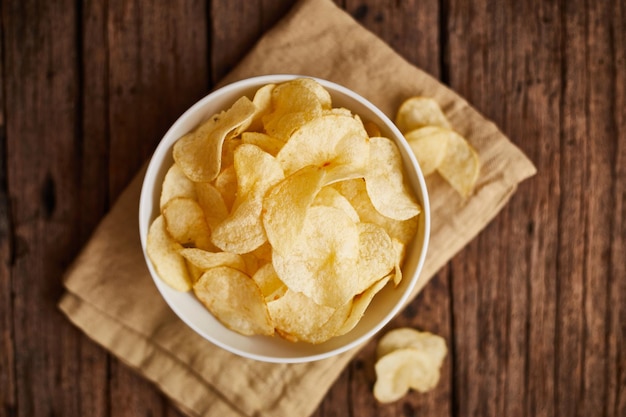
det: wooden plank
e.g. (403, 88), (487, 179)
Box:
(606, 3), (626, 417)
(2, 1), (89, 416)
(104, 1), (209, 416)
(210, 0), (295, 83)
(446, 1), (563, 416)
(0, 1), (17, 414)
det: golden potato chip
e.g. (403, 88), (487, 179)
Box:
(214, 165), (237, 211)
(437, 130), (480, 198)
(194, 266), (274, 336)
(263, 80), (324, 140)
(355, 222), (396, 293)
(335, 275), (390, 336)
(146, 216), (191, 291)
(313, 186), (360, 223)
(262, 165), (327, 256)
(162, 197), (213, 250)
(404, 126), (450, 175)
(241, 131), (284, 156)
(376, 328), (448, 365)
(194, 182), (228, 230)
(333, 179), (418, 245)
(395, 96), (451, 133)
(364, 137), (421, 221)
(289, 78), (332, 110)
(211, 144), (284, 253)
(252, 263), (287, 301)
(173, 96), (256, 182)
(160, 163), (196, 209)
(363, 120), (382, 137)
(272, 205), (360, 308)
(276, 114), (369, 183)
(248, 83), (275, 132)
(391, 239), (406, 286)
(373, 348), (440, 403)
(179, 248), (247, 274)
(267, 290), (351, 344)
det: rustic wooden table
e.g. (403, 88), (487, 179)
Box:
(1, 1), (624, 416)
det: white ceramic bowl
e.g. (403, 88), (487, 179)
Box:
(139, 75), (430, 363)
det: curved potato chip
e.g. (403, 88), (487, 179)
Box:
(363, 120), (382, 137)
(291, 78), (332, 109)
(173, 96), (256, 182)
(437, 130), (480, 198)
(334, 179), (418, 246)
(194, 266), (274, 336)
(263, 81), (324, 140)
(242, 131), (284, 156)
(252, 263), (287, 301)
(391, 239), (406, 286)
(335, 275), (390, 336)
(267, 290), (351, 344)
(376, 328), (448, 365)
(248, 83), (275, 132)
(404, 126), (450, 175)
(373, 348), (440, 403)
(211, 144), (284, 253)
(272, 205), (360, 308)
(160, 163), (196, 209)
(214, 165), (237, 211)
(395, 96), (451, 133)
(276, 114), (369, 182)
(195, 182), (228, 230)
(146, 216), (191, 291)
(355, 222), (395, 293)
(263, 165), (327, 256)
(364, 137), (421, 221)
(179, 248), (247, 274)
(313, 186), (360, 223)
(162, 197), (213, 250)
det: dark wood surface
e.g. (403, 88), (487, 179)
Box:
(1, 0), (624, 416)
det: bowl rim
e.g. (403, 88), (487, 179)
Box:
(139, 74), (431, 363)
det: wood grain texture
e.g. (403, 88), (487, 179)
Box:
(0, 0), (624, 416)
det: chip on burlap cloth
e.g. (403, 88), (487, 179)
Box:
(59, 0), (536, 415)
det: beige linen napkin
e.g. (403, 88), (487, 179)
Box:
(59, 0), (536, 416)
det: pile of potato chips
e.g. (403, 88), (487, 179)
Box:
(373, 327), (447, 403)
(147, 78), (422, 343)
(395, 97), (480, 197)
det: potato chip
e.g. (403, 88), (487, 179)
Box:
(335, 275), (390, 336)
(363, 120), (382, 138)
(179, 248), (247, 274)
(211, 144), (284, 253)
(241, 131), (284, 156)
(263, 80), (324, 140)
(373, 348), (440, 403)
(193, 266), (274, 336)
(404, 126), (450, 175)
(334, 179), (418, 245)
(160, 163), (196, 209)
(262, 165), (327, 256)
(272, 205), (360, 308)
(437, 129), (480, 198)
(195, 182), (228, 230)
(146, 216), (191, 291)
(276, 113), (369, 183)
(364, 137), (421, 221)
(248, 83), (275, 132)
(267, 290), (351, 344)
(391, 239), (406, 286)
(376, 328), (448, 365)
(173, 96), (256, 182)
(313, 186), (360, 223)
(395, 96), (451, 133)
(355, 222), (395, 293)
(289, 78), (332, 110)
(252, 263), (287, 301)
(214, 165), (237, 211)
(162, 197), (213, 250)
